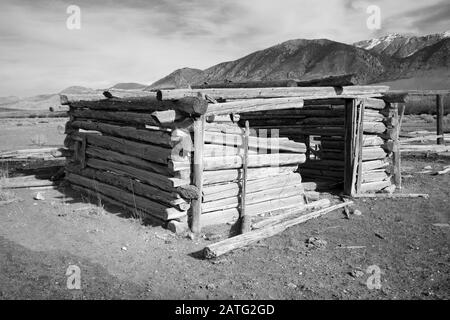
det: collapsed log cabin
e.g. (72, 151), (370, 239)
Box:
(60, 82), (406, 233)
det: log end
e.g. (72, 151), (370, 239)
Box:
(203, 247), (217, 259)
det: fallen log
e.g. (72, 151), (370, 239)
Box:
(252, 199), (331, 229)
(0, 176), (57, 189)
(353, 193), (429, 199)
(203, 201), (353, 258)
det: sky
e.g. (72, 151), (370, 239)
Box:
(0, 0), (449, 97)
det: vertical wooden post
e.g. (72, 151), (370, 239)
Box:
(191, 115), (205, 233)
(391, 103), (401, 190)
(240, 121), (251, 234)
(436, 94), (444, 145)
(344, 99), (357, 196)
(398, 103), (405, 136)
(355, 100), (365, 194)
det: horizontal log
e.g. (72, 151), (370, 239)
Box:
(361, 170), (389, 183)
(200, 194), (305, 227)
(363, 121), (387, 134)
(0, 147), (70, 159)
(157, 86), (389, 101)
(203, 153), (306, 170)
(244, 117), (344, 127)
(0, 176), (57, 189)
(203, 144), (257, 157)
(203, 173), (302, 202)
(204, 131), (306, 153)
(364, 98), (386, 110)
(202, 166), (297, 185)
(252, 199), (331, 229)
(68, 96), (208, 116)
(66, 173), (186, 220)
(86, 158), (189, 190)
(362, 135), (385, 147)
(362, 146), (388, 161)
(359, 179), (392, 193)
(202, 184), (304, 213)
(361, 159), (390, 171)
(0, 110), (68, 119)
(66, 165), (188, 210)
(85, 145), (171, 176)
(206, 97), (305, 116)
(70, 120), (179, 147)
(79, 133), (175, 164)
(300, 168), (343, 178)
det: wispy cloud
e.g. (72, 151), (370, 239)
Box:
(0, 0), (447, 96)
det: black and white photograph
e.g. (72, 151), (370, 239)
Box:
(0, 0), (448, 307)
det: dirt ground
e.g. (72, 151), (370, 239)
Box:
(0, 117), (449, 300)
(0, 155), (448, 300)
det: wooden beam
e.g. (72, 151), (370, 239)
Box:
(157, 86), (390, 101)
(190, 116), (205, 233)
(205, 97), (304, 116)
(391, 103), (401, 190)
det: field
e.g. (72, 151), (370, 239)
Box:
(0, 110), (448, 300)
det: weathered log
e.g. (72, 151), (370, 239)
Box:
(204, 131), (305, 153)
(85, 145), (171, 176)
(65, 165), (189, 210)
(202, 173), (302, 202)
(205, 97), (304, 116)
(359, 179), (392, 193)
(361, 159), (389, 171)
(364, 98), (386, 110)
(203, 153), (306, 170)
(362, 135), (385, 147)
(0, 110), (68, 119)
(203, 201), (353, 258)
(190, 116), (205, 233)
(157, 86), (389, 101)
(202, 166), (297, 185)
(362, 146), (388, 161)
(361, 170), (389, 183)
(353, 193), (429, 199)
(0, 176), (57, 189)
(67, 96), (208, 116)
(86, 158), (189, 190)
(299, 168), (343, 178)
(79, 133), (176, 164)
(252, 199), (331, 229)
(201, 194), (305, 227)
(70, 120), (179, 147)
(363, 121), (387, 134)
(202, 183), (304, 213)
(67, 173), (186, 220)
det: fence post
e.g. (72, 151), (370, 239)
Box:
(436, 94), (444, 145)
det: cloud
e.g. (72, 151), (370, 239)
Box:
(0, 0), (447, 96)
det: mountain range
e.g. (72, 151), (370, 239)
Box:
(1, 31), (448, 111)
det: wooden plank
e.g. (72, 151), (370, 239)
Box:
(157, 86), (390, 101)
(191, 116), (205, 233)
(436, 94), (445, 145)
(202, 166), (297, 185)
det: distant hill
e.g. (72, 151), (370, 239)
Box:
(111, 83), (147, 90)
(146, 31), (450, 90)
(60, 86), (96, 95)
(144, 68), (204, 90)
